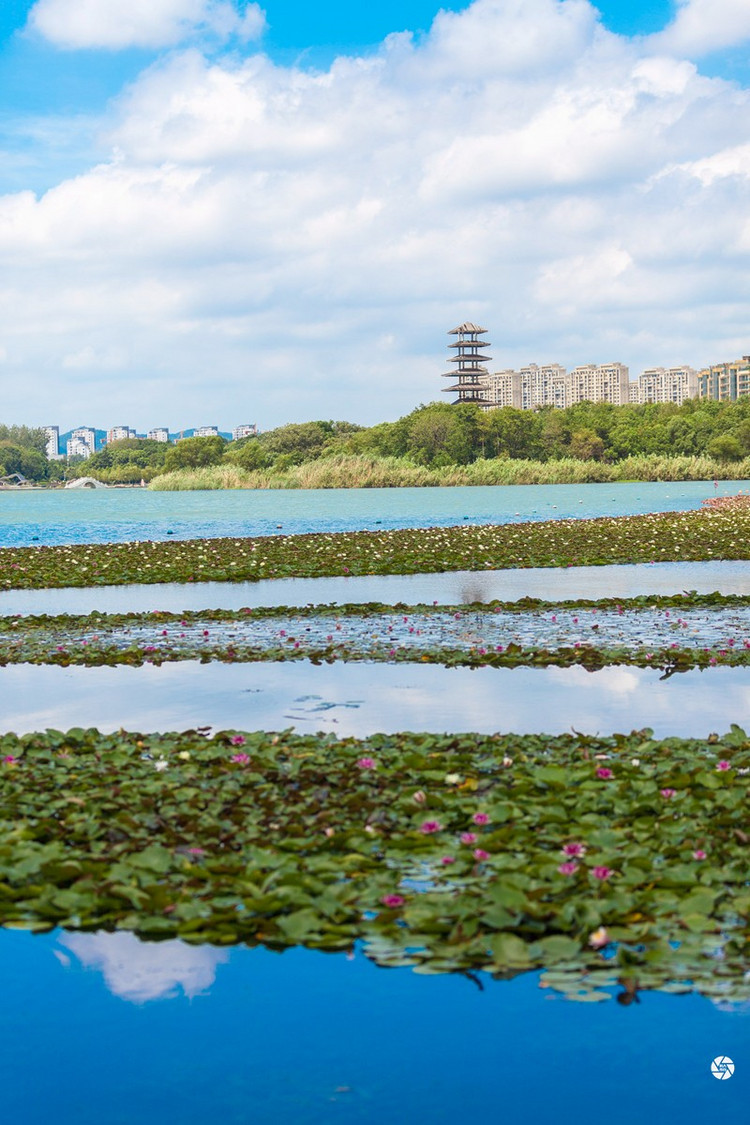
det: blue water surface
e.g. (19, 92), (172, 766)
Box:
(0, 480), (742, 546)
(0, 929), (746, 1125)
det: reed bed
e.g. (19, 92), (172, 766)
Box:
(150, 453), (750, 490)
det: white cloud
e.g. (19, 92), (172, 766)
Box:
(2, 0), (750, 429)
(650, 0), (750, 58)
(27, 0), (265, 50)
(59, 931), (229, 1002)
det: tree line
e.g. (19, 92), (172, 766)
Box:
(6, 399), (750, 484)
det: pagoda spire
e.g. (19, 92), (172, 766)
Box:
(441, 322), (492, 404)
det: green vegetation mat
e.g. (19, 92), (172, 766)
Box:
(1, 508), (750, 589)
(2, 593), (749, 672)
(1, 727), (749, 1002)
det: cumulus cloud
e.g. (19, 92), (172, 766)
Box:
(650, 0), (750, 58)
(27, 0), (265, 50)
(2, 0), (750, 428)
(59, 932), (229, 1002)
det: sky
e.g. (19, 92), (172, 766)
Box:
(0, 0), (749, 432)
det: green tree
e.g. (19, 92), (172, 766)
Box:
(163, 436), (226, 471)
(706, 434), (744, 462)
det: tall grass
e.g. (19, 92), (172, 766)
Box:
(150, 453), (750, 491)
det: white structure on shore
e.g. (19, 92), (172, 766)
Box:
(193, 425), (219, 437)
(148, 428), (169, 442)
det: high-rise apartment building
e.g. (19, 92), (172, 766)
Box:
(194, 425), (219, 437)
(480, 369), (522, 409)
(107, 426), (136, 444)
(67, 427), (96, 459)
(233, 424), (257, 441)
(518, 363), (568, 410)
(43, 426), (61, 460)
(148, 428), (169, 443)
(698, 357), (750, 401)
(635, 367), (698, 405)
(566, 363), (630, 406)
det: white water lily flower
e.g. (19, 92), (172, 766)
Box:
(154, 759), (168, 772)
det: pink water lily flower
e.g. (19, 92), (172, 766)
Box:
(473, 812), (490, 826)
(716, 760), (731, 771)
(356, 757), (376, 770)
(660, 788), (677, 798)
(588, 926), (610, 949)
(381, 894), (405, 908)
(473, 849), (490, 861)
(558, 862), (579, 875)
(231, 753), (250, 764)
(561, 842), (586, 857)
(595, 767), (613, 780)
(420, 820), (442, 834)
(230, 735), (246, 746)
(592, 866), (613, 880)
(440, 856), (455, 865)
(2, 755), (16, 764)
(460, 832), (478, 845)
(693, 849), (707, 860)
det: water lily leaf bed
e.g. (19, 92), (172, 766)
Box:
(1, 726), (749, 1003)
(2, 507), (750, 589)
(2, 596), (750, 672)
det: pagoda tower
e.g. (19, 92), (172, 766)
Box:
(442, 322), (492, 404)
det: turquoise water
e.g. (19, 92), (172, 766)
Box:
(0, 480), (741, 546)
(2, 930), (745, 1125)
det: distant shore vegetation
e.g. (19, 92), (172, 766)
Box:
(7, 399), (750, 487)
(151, 399), (750, 488)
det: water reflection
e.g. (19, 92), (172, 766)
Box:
(57, 932), (228, 1003)
(2, 559), (750, 616)
(1, 660), (749, 737)
(0, 928), (746, 1125)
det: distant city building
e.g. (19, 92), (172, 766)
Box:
(194, 425), (219, 437)
(698, 357), (750, 402)
(43, 426), (61, 460)
(634, 366), (698, 405)
(442, 323), (492, 405)
(67, 427), (96, 459)
(232, 424), (257, 441)
(480, 369), (522, 409)
(106, 426), (136, 444)
(566, 363), (630, 406)
(148, 428), (169, 443)
(519, 363), (568, 410)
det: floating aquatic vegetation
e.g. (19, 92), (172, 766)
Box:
(2, 507), (750, 589)
(0, 726), (749, 1002)
(2, 594), (750, 672)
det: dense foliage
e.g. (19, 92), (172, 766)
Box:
(0, 426), (55, 482)
(1, 507), (749, 589)
(0, 725), (748, 1001)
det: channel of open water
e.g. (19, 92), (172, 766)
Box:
(3, 660), (750, 738)
(2, 559), (750, 616)
(1, 480), (745, 546)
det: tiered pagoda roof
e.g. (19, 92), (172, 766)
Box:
(442, 322), (492, 402)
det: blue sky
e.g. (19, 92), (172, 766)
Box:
(0, 0), (749, 430)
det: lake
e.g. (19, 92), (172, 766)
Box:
(2, 929), (746, 1125)
(2, 481), (748, 1122)
(1, 480), (746, 546)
